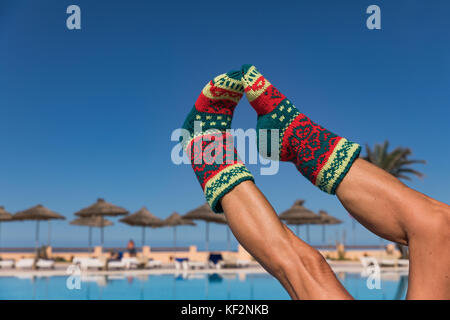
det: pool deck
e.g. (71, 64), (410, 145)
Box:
(0, 260), (409, 278)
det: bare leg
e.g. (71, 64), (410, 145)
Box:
(336, 158), (450, 299)
(221, 181), (353, 300)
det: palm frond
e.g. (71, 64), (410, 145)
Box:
(364, 140), (425, 181)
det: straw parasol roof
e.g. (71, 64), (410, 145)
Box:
(0, 206), (13, 221)
(13, 204), (66, 252)
(70, 216), (114, 227)
(120, 207), (164, 227)
(120, 207), (164, 246)
(279, 200), (318, 221)
(75, 198), (128, 217)
(70, 216), (114, 252)
(164, 212), (196, 227)
(183, 203), (227, 251)
(74, 198), (128, 246)
(14, 204), (65, 221)
(318, 210), (342, 225)
(183, 203), (226, 224)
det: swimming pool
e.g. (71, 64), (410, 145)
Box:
(0, 271), (408, 300)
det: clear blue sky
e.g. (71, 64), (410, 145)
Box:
(1, 0), (449, 249)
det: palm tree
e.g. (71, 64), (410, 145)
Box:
(364, 140), (426, 258)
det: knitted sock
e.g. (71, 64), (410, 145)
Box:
(241, 64), (361, 194)
(182, 70), (254, 213)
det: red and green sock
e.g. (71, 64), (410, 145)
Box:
(182, 70), (254, 213)
(241, 64), (361, 194)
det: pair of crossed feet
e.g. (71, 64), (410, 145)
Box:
(182, 65), (361, 213)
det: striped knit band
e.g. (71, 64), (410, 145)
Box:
(204, 163), (254, 213)
(315, 138), (361, 194)
(195, 72), (244, 115)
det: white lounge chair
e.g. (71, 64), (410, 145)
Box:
(122, 257), (140, 269)
(236, 260), (250, 268)
(208, 260), (223, 269)
(379, 259), (396, 267)
(175, 259), (188, 270)
(107, 259), (126, 270)
(36, 259), (55, 269)
(397, 259), (409, 267)
(15, 258), (35, 269)
(73, 257), (105, 270)
(146, 260), (162, 269)
(0, 260), (15, 268)
(187, 261), (207, 270)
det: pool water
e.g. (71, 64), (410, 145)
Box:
(0, 272), (408, 300)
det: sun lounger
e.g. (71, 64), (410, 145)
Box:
(0, 260), (15, 268)
(379, 259), (396, 267)
(122, 257), (140, 269)
(174, 258), (189, 270)
(107, 257), (141, 270)
(379, 258), (409, 267)
(73, 257), (105, 270)
(207, 253), (224, 269)
(15, 258), (35, 269)
(146, 260), (162, 269)
(220, 257), (251, 268)
(397, 259), (409, 267)
(187, 261), (208, 269)
(107, 259), (125, 270)
(36, 259), (55, 269)
(236, 260), (250, 268)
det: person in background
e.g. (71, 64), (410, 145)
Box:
(127, 239), (137, 257)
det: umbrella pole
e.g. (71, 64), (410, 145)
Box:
(173, 226), (177, 259)
(306, 225), (310, 243)
(48, 221), (51, 247)
(35, 220), (40, 254)
(101, 216), (104, 247)
(88, 227), (92, 254)
(0, 222), (2, 254)
(295, 225), (299, 237)
(142, 227), (146, 247)
(205, 222), (209, 252)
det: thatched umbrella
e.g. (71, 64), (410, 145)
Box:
(70, 216), (114, 253)
(279, 200), (319, 242)
(75, 198), (128, 246)
(318, 210), (342, 244)
(183, 203), (228, 251)
(0, 206), (13, 253)
(119, 207), (164, 246)
(163, 212), (196, 253)
(13, 204), (66, 251)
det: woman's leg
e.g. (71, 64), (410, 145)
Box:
(221, 180), (353, 300)
(336, 158), (450, 299)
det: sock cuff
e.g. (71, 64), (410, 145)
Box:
(204, 163), (254, 213)
(315, 138), (361, 194)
